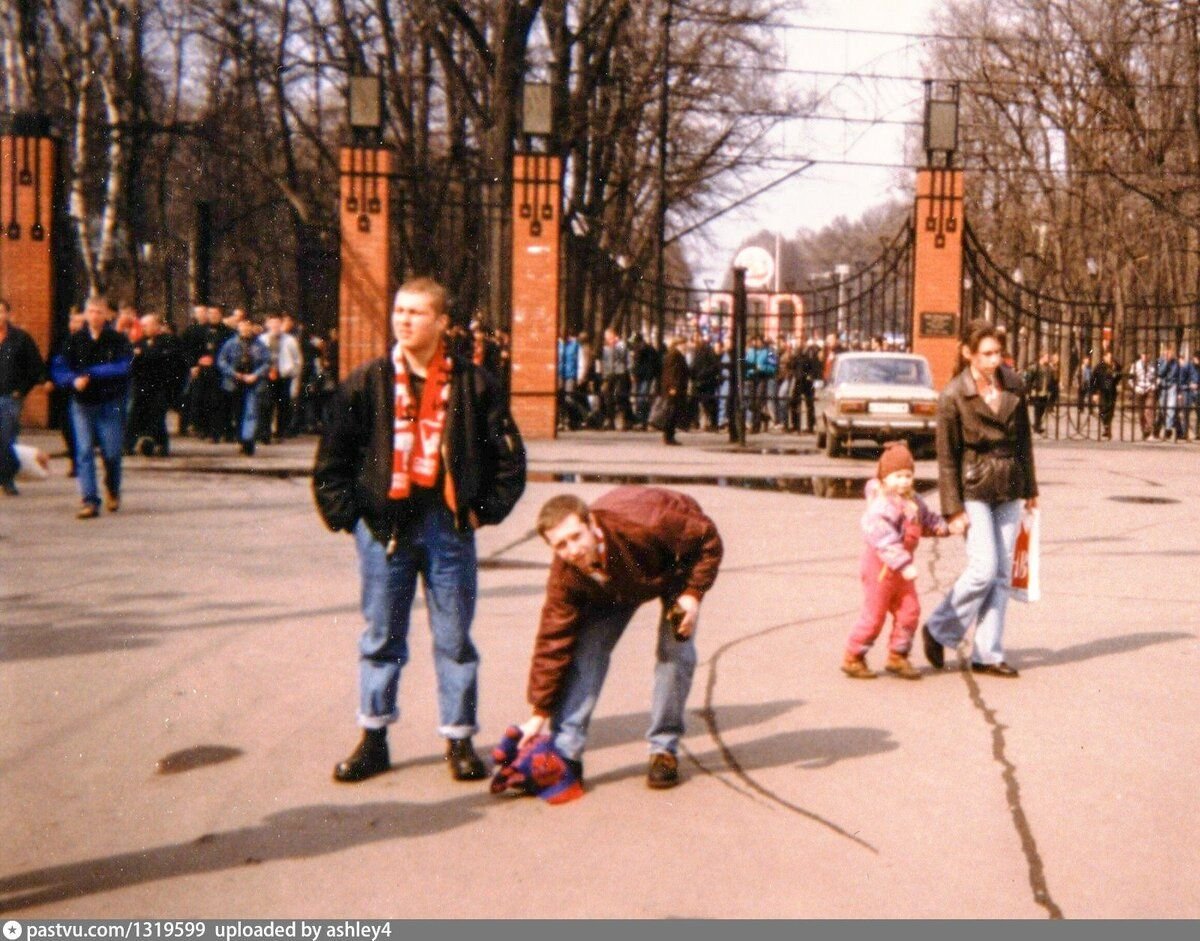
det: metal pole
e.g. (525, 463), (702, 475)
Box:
(731, 266), (747, 445)
(654, 0), (672, 346)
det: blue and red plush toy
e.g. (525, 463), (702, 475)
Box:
(489, 725), (584, 804)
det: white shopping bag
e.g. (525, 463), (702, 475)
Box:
(1010, 507), (1040, 603)
(15, 443), (50, 480)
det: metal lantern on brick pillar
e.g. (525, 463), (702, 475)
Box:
(0, 111), (56, 428)
(508, 80), (561, 440)
(338, 73), (393, 379)
(912, 81), (965, 389)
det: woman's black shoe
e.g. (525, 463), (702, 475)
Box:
(971, 661), (1019, 677)
(333, 730), (390, 783)
(922, 624), (944, 669)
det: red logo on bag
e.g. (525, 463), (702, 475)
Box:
(1011, 523), (1031, 589)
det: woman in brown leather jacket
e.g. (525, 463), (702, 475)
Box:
(921, 319), (1039, 677)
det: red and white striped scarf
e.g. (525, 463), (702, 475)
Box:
(388, 340), (451, 499)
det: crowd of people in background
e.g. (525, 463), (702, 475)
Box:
(0, 292), (514, 517)
(558, 322), (1200, 446)
(556, 327), (905, 440)
(1023, 344), (1200, 442)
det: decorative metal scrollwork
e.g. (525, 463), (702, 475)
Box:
(922, 168), (960, 250)
(517, 153), (558, 239)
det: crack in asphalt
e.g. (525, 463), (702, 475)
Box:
(699, 613), (879, 854)
(960, 663), (1064, 919)
(929, 539), (1063, 917)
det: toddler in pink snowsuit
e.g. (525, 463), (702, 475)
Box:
(843, 441), (950, 679)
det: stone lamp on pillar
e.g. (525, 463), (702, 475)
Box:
(509, 80), (561, 440)
(338, 73), (393, 378)
(912, 81), (966, 389)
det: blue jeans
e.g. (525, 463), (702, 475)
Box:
(551, 603), (698, 761)
(634, 379), (655, 424)
(1160, 386), (1178, 433)
(232, 384), (261, 443)
(925, 499), (1022, 665)
(0, 395), (20, 486)
(353, 508), (479, 738)
(70, 398), (125, 506)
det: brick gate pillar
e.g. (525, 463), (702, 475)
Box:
(509, 153), (560, 440)
(0, 115), (55, 427)
(338, 146), (392, 378)
(911, 168), (965, 389)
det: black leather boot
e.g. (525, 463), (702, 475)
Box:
(445, 737), (487, 781)
(333, 729), (390, 783)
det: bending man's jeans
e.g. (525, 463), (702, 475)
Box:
(551, 603), (698, 760)
(353, 507), (480, 739)
(70, 397), (125, 506)
(925, 499), (1022, 665)
(0, 395), (21, 487)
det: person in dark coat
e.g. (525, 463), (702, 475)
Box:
(690, 335), (721, 431)
(660, 335), (690, 446)
(126, 313), (184, 456)
(1089, 350), (1122, 440)
(0, 298), (47, 496)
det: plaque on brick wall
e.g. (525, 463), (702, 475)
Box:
(919, 312), (958, 337)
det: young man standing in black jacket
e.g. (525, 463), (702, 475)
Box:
(314, 277), (526, 784)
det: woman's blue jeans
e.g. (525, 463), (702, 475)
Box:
(926, 499), (1022, 665)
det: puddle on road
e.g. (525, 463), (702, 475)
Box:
(143, 464), (936, 500)
(141, 464), (308, 479)
(156, 745), (244, 775)
(702, 446), (819, 456)
(1107, 495), (1180, 505)
(529, 470), (936, 499)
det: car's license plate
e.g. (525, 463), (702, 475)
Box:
(869, 402), (910, 415)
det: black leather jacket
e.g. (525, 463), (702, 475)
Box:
(936, 365), (1038, 518)
(313, 353), (526, 541)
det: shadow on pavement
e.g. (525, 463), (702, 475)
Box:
(0, 602), (358, 662)
(0, 799), (488, 914)
(591, 725), (899, 788)
(1011, 630), (1194, 671)
(580, 699), (804, 752)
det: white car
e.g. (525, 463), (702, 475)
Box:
(815, 352), (939, 457)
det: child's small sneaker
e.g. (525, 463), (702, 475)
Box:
(884, 652), (921, 680)
(841, 654), (876, 679)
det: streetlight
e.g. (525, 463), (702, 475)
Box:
(923, 80), (960, 168)
(346, 73), (384, 233)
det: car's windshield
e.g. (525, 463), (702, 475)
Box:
(835, 357), (932, 387)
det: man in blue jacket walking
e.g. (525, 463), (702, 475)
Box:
(51, 296), (133, 519)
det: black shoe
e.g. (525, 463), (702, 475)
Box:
(647, 752), (679, 789)
(971, 661), (1019, 678)
(1, 481), (18, 496)
(333, 729), (390, 783)
(921, 624), (944, 670)
(240, 439), (256, 456)
(565, 758), (584, 784)
(663, 438), (681, 446)
(446, 737), (487, 781)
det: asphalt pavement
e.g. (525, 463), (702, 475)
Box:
(2, 426), (1198, 917)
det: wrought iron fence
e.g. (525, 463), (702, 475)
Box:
(963, 225), (1200, 442)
